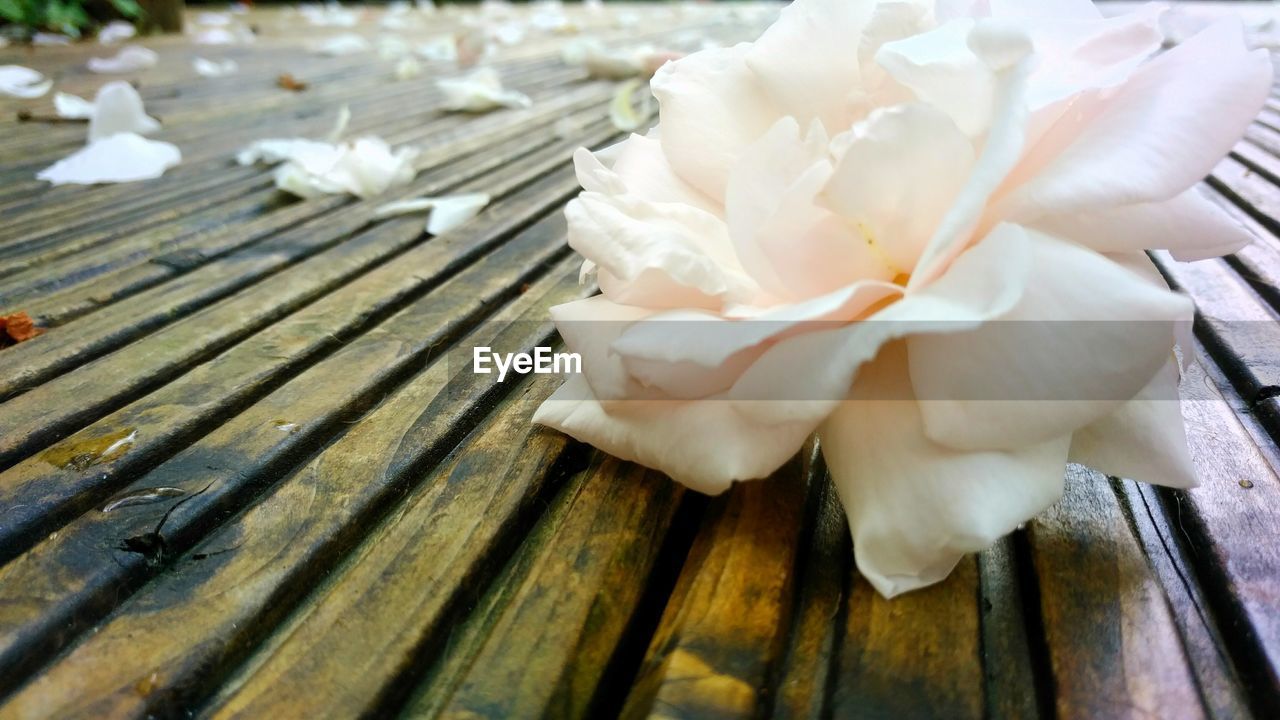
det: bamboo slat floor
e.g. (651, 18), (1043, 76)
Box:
(1, 3), (1280, 719)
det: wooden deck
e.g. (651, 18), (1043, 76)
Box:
(1, 4), (1279, 719)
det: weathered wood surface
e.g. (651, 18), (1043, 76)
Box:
(0, 4), (1279, 719)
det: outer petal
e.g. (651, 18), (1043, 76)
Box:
(744, 0), (876, 129)
(566, 193), (757, 310)
(650, 44), (776, 201)
(997, 19), (1272, 219)
(820, 342), (1071, 598)
(37, 134), (181, 185)
(550, 295), (657, 402)
(1069, 357), (1198, 488)
(1031, 186), (1256, 261)
(610, 280), (901, 400)
(822, 103), (976, 274)
(533, 375), (814, 494)
(908, 229), (1193, 451)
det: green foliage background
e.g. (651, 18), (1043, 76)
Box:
(0, 0), (143, 38)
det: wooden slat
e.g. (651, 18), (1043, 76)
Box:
(1026, 467), (1206, 719)
(619, 457), (810, 720)
(0, 253), (586, 717)
(0, 216), (574, 687)
(830, 558), (984, 719)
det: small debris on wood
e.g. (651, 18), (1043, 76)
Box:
(0, 311), (44, 347)
(277, 73), (308, 91)
(16, 110), (88, 123)
(102, 487), (188, 513)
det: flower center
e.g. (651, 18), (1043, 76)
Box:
(855, 221), (908, 284)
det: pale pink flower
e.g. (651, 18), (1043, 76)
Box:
(534, 0), (1272, 596)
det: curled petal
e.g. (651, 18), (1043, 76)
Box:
(550, 296), (657, 401)
(608, 135), (719, 213)
(820, 342), (1071, 598)
(566, 193), (756, 310)
(876, 19), (997, 137)
(374, 193), (491, 233)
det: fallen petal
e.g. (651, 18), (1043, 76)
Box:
(373, 192), (491, 233)
(0, 66), (52, 99)
(437, 68), (531, 112)
(609, 79), (652, 132)
(88, 82), (161, 142)
(38, 133), (181, 185)
(88, 45), (160, 74)
(54, 92), (96, 120)
(98, 20), (137, 45)
(193, 57), (239, 77)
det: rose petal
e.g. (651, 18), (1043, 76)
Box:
(822, 103), (975, 275)
(87, 45), (159, 74)
(649, 44), (776, 201)
(908, 230), (1193, 452)
(38, 133), (181, 185)
(88, 82), (161, 142)
(609, 79), (651, 132)
(729, 222), (1032, 425)
(610, 280), (901, 400)
(820, 342), (1071, 598)
(566, 192), (757, 310)
(1031, 186), (1257, 261)
(533, 375), (814, 494)
(906, 21), (1034, 289)
(744, 0), (875, 129)
(1069, 357), (1197, 488)
(193, 57), (239, 77)
(437, 68), (532, 112)
(549, 295), (657, 401)
(54, 92), (96, 120)
(0, 66), (52, 99)
(579, 136), (718, 214)
(996, 19), (1272, 219)
(310, 34), (371, 56)
(98, 20), (137, 45)
(875, 19), (997, 137)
